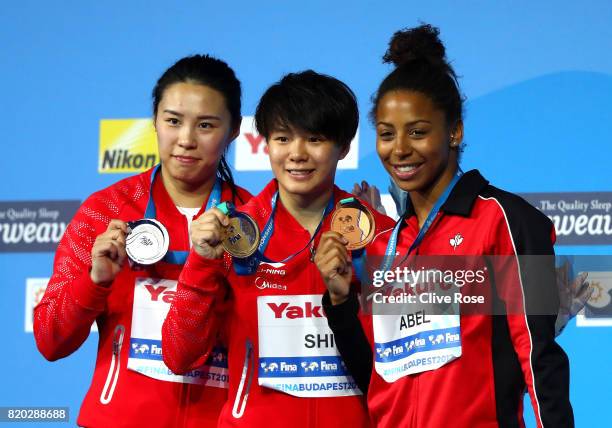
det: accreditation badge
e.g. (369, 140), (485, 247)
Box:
(256, 294), (361, 397)
(127, 277), (229, 388)
(372, 311), (462, 382)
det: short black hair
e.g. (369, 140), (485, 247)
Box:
(255, 70), (358, 150)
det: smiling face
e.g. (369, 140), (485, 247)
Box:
(267, 126), (348, 204)
(154, 82), (237, 188)
(376, 90), (462, 199)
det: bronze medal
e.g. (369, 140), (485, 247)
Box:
(331, 198), (376, 250)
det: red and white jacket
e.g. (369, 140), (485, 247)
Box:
(324, 170), (573, 428)
(163, 180), (395, 428)
(34, 167), (251, 428)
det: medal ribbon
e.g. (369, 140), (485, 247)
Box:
(228, 191), (334, 276)
(380, 169), (463, 272)
(144, 164), (222, 265)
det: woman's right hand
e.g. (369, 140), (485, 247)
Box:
(90, 220), (128, 286)
(314, 231), (352, 305)
(190, 207), (229, 259)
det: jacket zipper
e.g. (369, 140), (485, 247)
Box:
(231, 339), (254, 419)
(100, 324), (125, 404)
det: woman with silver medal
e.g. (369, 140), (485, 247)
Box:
(34, 55), (252, 428)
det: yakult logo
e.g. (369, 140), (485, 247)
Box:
(144, 284), (175, 304)
(267, 301), (324, 319)
(234, 116), (359, 171)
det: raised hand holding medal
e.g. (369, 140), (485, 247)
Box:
(124, 164), (225, 264)
(90, 219), (129, 286)
(189, 205), (232, 260)
(214, 191), (335, 276)
(315, 197), (375, 304)
(330, 197), (376, 250)
(216, 202), (260, 259)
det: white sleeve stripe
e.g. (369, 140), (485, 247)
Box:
(478, 195), (544, 428)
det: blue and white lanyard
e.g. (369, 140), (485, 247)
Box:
(233, 191), (334, 276)
(380, 169), (464, 272)
(144, 164), (222, 265)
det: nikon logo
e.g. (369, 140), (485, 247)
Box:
(101, 150), (157, 170)
(99, 119), (159, 173)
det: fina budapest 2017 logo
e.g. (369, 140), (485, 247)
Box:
(576, 271), (612, 327)
(0, 201), (80, 253)
(234, 116), (359, 171)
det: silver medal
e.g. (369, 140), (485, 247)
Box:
(125, 219), (169, 265)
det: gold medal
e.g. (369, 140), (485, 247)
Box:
(217, 202), (260, 258)
(331, 198), (376, 250)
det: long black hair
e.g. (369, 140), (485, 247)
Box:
(153, 54), (244, 203)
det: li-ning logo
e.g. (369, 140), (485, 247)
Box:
(255, 277), (287, 291)
(450, 233), (463, 250)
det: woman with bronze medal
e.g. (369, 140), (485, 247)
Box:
(34, 55), (251, 427)
(162, 70), (393, 427)
(315, 25), (574, 428)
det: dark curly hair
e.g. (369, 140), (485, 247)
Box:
(371, 24), (464, 131)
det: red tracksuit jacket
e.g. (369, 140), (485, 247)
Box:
(163, 179), (394, 428)
(34, 167), (251, 428)
(324, 170), (573, 428)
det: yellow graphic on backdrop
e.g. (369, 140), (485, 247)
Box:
(98, 119), (158, 173)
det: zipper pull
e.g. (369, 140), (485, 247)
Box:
(112, 325), (125, 356)
(309, 243), (316, 262)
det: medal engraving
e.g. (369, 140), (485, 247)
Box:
(125, 219), (169, 265)
(331, 200), (375, 250)
(218, 203), (260, 258)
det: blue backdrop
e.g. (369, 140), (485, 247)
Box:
(1, 1), (611, 426)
